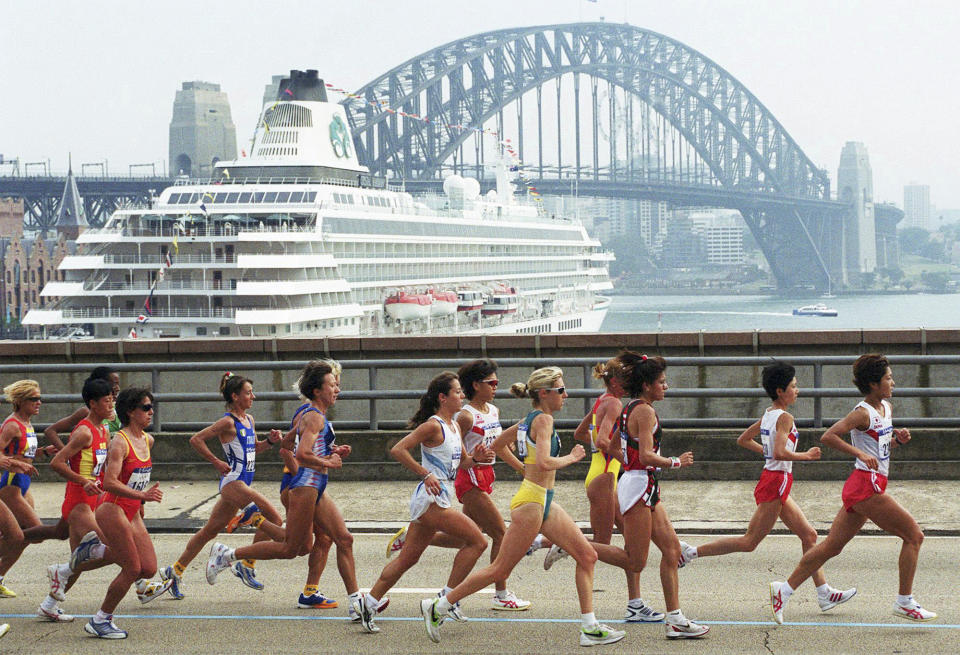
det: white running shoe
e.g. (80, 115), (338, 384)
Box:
(37, 604), (75, 622)
(491, 590), (531, 611)
(769, 581), (787, 625)
(438, 591), (467, 622)
(579, 623), (626, 647)
(385, 525), (407, 559)
(205, 542), (232, 585)
(818, 586), (857, 611)
(47, 563), (67, 602)
(625, 599), (665, 622)
(0, 623), (7, 639)
(136, 578), (174, 604)
(349, 596), (389, 622)
(543, 544), (568, 570)
(420, 597), (444, 643)
(354, 594), (380, 633)
(893, 600), (937, 622)
(678, 541), (697, 568)
(665, 615), (709, 639)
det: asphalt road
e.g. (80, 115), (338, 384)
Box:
(0, 532), (956, 654)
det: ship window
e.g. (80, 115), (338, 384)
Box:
(196, 327), (207, 336)
(188, 193), (199, 204)
(238, 193), (252, 203)
(219, 327), (230, 336)
(306, 192), (317, 202)
(288, 192), (303, 202)
(214, 193), (227, 203)
(169, 193), (181, 204)
(226, 193), (239, 203)
(252, 192), (264, 203)
(276, 192), (290, 203)
(263, 192), (278, 203)
(111, 327), (119, 336)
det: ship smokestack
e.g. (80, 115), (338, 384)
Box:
(277, 69), (327, 102)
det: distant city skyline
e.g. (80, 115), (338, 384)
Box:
(3, 0), (959, 209)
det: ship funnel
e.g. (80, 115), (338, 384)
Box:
(277, 69), (328, 102)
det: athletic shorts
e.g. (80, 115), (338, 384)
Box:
(617, 469), (660, 513)
(409, 479), (453, 521)
(454, 465), (495, 502)
(279, 472), (295, 493)
(61, 482), (102, 519)
(509, 479), (554, 521)
(0, 471), (31, 496)
(585, 451), (621, 492)
(754, 470), (793, 505)
(841, 469), (887, 512)
(101, 496), (141, 522)
(289, 468), (328, 503)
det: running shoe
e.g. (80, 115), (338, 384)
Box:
(354, 594), (379, 633)
(525, 536), (544, 556)
(349, 596), (389, 621)
(818, 586), (857, 611)
(769, 581), (787, 625)
(297, 592), (338, 609)
(232, 562), (264, 590)
(0, 623), (7, 639)
(385, 524), (407, 559)
(491, 590), (531, 611)
(420, 597), (444, 643)
(625, 599), (665, 622)
(205, 542), (233, 585)
(543, 544), (568, 570)
(0, 582), (16, 598)
(893, 600), (937, 622)
(37, 604), (75, 622)
(160, 566), (185, 599)
(579, 623), (626, 647)
(47, 563), (67, 602)
(70, 530), (101, 571)
(678, 540), (697, 568)
(84, 617), (127, 639)
(447, 601), (468, 622)
(665, 616), (710, 639)
(225, 503), (260, 533)
(136, 578), (173, 604)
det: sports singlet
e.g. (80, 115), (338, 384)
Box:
(289, 406), (336, 490)
(851, 400), (893, 477)
(460, 403), (501, 466)
(419, 415), (462, 482)
(282, 402), (310, 474)
(102, 430), (152, 500)
(760, 408), (799, 473)
(588, 393), (618, 455)
(2, 416), (37, 459)
(516, 409), (560, 465)
(220, 412), (257, 483)
(68, 418), (109, 482)
(620, 399), (661, 472)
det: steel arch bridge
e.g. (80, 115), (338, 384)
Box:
(343, 22), (849, 289)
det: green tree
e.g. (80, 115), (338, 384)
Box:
(921, 270), (951, 292)
(898, 227), (930, 256)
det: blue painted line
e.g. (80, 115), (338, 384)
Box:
(2, 613), (958, 629)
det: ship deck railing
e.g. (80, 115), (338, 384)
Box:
(83, 222), (317, 239)
(61, 307), (237, 319)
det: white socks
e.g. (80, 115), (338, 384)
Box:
(361, 592), (377, 612)
(816, 583), (830, 597)
(580, 611), (597, 628)
(666, 609), (686, 624)
(40, 595), (58, 611)
(91, 543), (106, 560)
(780, 582), (795, 602)
(627, 597), (646, 608)
(897, 594), (914, 606)
(94, 609), (111, 622)
(436, 596), (453, 613)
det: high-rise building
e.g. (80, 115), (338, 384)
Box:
(689, 210), (745, 265)
(904, 184), (931, 231)
(837, 142), (877, 280)
(169, 82), (238, 177)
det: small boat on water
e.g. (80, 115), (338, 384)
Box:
(384, 291), (433, 320)
(792, 303), (838, 317)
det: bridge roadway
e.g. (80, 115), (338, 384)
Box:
(1, 479), (958, 653)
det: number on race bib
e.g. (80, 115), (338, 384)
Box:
(127, 466), (152, 491)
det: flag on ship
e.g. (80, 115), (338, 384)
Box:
(165, 251), (172, 267)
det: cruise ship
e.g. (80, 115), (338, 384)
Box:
(25, 70), (613, 339)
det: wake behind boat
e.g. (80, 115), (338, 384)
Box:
(792, 304), (838, 317)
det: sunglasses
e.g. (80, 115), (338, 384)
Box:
(544, 387), (566, 395)
(27, 396), (42, 402)
(481, 379), (499, 388)
(139, 404), (154, 412)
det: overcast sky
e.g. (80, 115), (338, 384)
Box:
(3, 0), (958, 209)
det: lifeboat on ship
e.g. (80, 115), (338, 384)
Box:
(456, 288), (484, 312)
(384, 291), (433, 320)
(429, 289), (458, 316)
(481, 284), (519, 316)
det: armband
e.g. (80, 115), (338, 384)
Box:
(670, 457), (681, 469)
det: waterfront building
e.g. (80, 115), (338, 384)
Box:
(169, 82), (238, 177)
(904, 184), (931, 231)
(689, 210), (745, 266)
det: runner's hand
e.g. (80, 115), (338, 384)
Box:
(678, 451), (695, 467)
(212, 459), (231, 475)
(142, 483), (163, 503)
(568, 444), (586, 463)
(472, 443), (495, 464)
(82, 479), (101, 496)
(859, 453), (879, 470)
(805, 447), (821, 461)
(11, 459), (38, 476)
(423, 472), (443, 496)
(323, 453), (343, 469)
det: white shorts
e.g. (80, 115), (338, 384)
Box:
(409, 479), (453, 521)
(617, 469), (660, 514)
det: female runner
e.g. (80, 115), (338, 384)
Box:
(678, 362), (856, 613)
(160, 373), (285, 598)
(43, 366), (122, 447)
(206, 360), (365, 621)
(0, 448), (35, 643)
(769, 354), (935, 623)
(590, 352), (708, 639)
(356, 371), (487, 633)
(421, 367), (625, 648)
(84, 387), (167, 639)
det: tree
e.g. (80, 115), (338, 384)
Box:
(898, 227), (930, 256)
(921, 271), (951, 292)
(606, 237), (654, 279)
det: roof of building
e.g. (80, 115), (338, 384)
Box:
(54, 163), (88, 231)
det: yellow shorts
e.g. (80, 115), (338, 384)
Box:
(510, 479), (555, 521)
(585, 451), (621, 492)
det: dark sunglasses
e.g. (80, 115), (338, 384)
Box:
(139, 403), (154, 412)
(481, 379), (499, 388)
(27, 396), (42, 402)
(544, 387), (565, 395)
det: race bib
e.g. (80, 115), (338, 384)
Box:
(127, 466), (152, 491)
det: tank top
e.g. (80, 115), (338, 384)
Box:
(588, 393), (618, 455)
(68, 418), (109, 482)
(516, 409), (561, 466)
(620, 399), (661, 472)
(2, 416), (37, 459)
(297, 406), (337, 464)
(851, 400), (893, 477)
(760, 408), (799, 473)
(283, 402), (310, 474)
(420, 415), (462, 481)
(103, 429), (152, 501)
(459, 403), (501, 466)
(221, 413), (257, 477)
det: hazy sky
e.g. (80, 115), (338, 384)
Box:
(3, 0), (958, 209)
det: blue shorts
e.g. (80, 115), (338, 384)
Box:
(279, 472), (295, 493)
(289, 468), (327, 502)
(0, 471), (30, 496)
(219, 469), (254, 492)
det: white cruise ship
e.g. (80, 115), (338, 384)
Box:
(25, 70), (613, 339)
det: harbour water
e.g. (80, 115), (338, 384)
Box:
(601, 293), (960, 332)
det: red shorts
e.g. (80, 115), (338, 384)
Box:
(841, 469), (887, 512)
(61, 482), (103, 520)
(101, 494), (142, 522)
(454, 465), (495, 502)
(754, 469), (793, 505)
